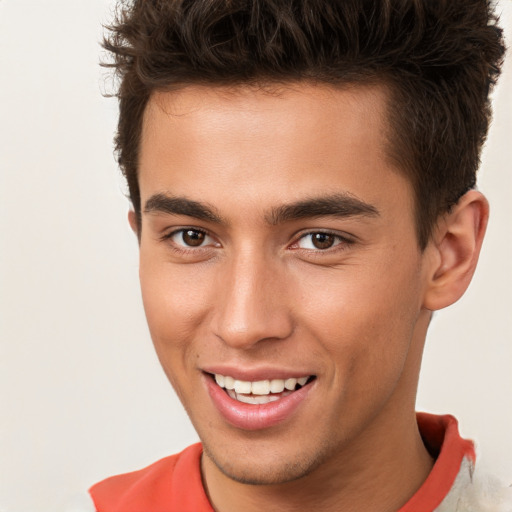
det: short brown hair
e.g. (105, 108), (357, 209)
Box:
(103, 0), (505, 248)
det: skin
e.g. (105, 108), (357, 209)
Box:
(132, 83), (488, 512)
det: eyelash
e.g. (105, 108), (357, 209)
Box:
(160, 228), (217, 254)
(291, 231), (354, 252)
(160, 228), (354, 255)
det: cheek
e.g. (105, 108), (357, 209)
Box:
(138, 256), (214, 362)
(313, 293), (418, 425)
(312, 294), (413, 370)
(295, 258), (422, 382)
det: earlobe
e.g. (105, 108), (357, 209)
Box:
(423, 190), (489, 311)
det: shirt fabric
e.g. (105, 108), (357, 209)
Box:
(88, 413), (480, 512)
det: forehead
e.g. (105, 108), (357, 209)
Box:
(138, 82), (412, 221)
(142, 83), (390, 158)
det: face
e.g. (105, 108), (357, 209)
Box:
(136, 83), (433, 485)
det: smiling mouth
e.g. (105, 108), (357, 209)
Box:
(211, 373), (316, 405)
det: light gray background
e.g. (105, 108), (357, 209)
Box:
(1, 1), (511, 511)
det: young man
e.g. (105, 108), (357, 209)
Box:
(75, 1), (510, 510)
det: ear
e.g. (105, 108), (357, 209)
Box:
(423, 190), (489, 311)
(128, 210), (141, 242)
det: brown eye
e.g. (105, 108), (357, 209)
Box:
(182, 229), (206, 247)
(295, 232), (345, 251)
(167, 228), (219, 251)
(311, 233), (335, 249)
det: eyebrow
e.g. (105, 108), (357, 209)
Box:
(266, 194), (379, 225)
(143, 192), (379, 225)
(144, 194), (224, 223)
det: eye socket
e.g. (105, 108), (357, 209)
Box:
(295, 232), (345, 250)
(169, 229), (216, 248)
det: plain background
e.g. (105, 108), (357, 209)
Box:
(0, 1), (511, 510)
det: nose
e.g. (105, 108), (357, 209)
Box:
(212, 249), (294, 349)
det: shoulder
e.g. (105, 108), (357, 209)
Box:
(88, 443), (209, 512)
(89, 450), (183, 497)
(437, 458), (512, 512)
(457, 469), (512, 512)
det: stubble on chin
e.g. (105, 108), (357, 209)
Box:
(200, 436), (335, 486)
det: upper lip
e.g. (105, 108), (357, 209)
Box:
(202, 366), (315, 382)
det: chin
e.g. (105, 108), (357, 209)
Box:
(202, 439), (331, 486)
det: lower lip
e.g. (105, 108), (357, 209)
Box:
(204, 375), (314, 430)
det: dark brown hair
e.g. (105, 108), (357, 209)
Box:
(103, 0), (505, 248)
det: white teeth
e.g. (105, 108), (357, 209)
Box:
(234, 379), (252, 394)
(251, 380), (270, 395)
(235, 393), (256, 404)
(224, 375), (235, 390)
(256, 394), (281, 404)
(269, 379), (286, 393)
(284, 378), (297, 390)
(236, 393), (282, 404)
(228, 389), (290, 404)
(214, 373), (311, 397)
